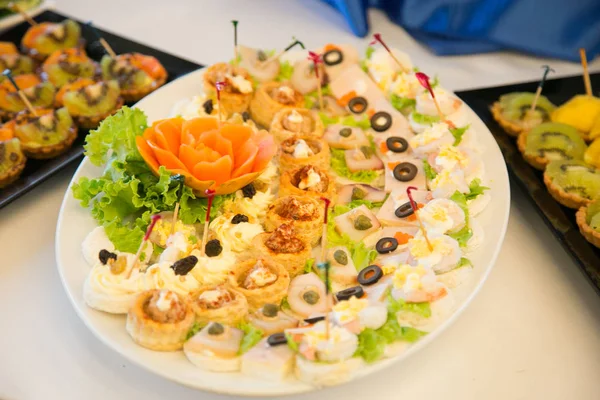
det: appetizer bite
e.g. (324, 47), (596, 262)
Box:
(203, 62), (253, 115)
(0, 136), (26, 188)
(265, 195), (323, 247)
(228, 258), (290, 310)
(190, 285), (248, 326)
(543, 159), (600, 209)
(279, 164), (335, 200)
(270, 108), (325, 142)
(0, 51), (34, 76)
(101, 52), (167, 102)
(247, 303), (298, 335)
(491, 92), (556, 136)
(21, 19), (82, 61)
(278, 135), (330, 172)
(576, 200), (600, 248)
(184, 322), (244, 372)
(0, 74), (56, 120)
(41, 48), (97, 87)
(251, 223), (311, 277)
(241, 335), (296, 381)
(237, 46), (281, 83)
(551, 94), (600, 141)
(250, 81), (303, 128)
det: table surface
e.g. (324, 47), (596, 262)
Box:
(2, 1), (600, 399)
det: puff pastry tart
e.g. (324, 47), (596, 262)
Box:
(279, 165), (335, 202)
(265, 195), (323, 247)
(251, 223), (311, 277)
(228, 258), (290, 310)
(203, 62), (254, 115)
(270, 108), (324, 142)
(190, 285), (248, 326)
(279, 136), (330, 172)
(249, 82), (303, 128)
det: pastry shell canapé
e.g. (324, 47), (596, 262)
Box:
(576, 201), (600, 248)
(13, 108), (78, 159)
(190, 285), (249, 326)
(251, 223), (311, 277)
(270, 108), (325, 142)
(278, 136), (330, 172)
(203, 62), (253, 115)
(228, 258), (290, 310)
(279, 164), (336, 202)
(250, 81), (304, 128)
(264, 195), (324, 247)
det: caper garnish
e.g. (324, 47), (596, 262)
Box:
(351, 186), (367, 200)
(110, 256), (127, 275)
(257, 50), (268, 62)
(302, 290), (320, 305)
(339, 127), (352, 137)
(262, 303), (279, 318)
(333, 249), (348, 265)
(354, 215), (373, 230)
(208, 323), (225, 335)
(360, 145), (373, 158)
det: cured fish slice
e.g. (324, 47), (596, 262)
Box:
(232, 142), (258, 178)
(251, 132), (276, 172)
(220, 124), (253, 153)
(153, 118), (183, 155)
(193, 155), (233, 186)
(146, 140), (189, 172)
(135, 136), (159, 171)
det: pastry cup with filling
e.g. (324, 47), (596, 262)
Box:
(0, 74), (56, 121)
(13, 107), (77, 159)
(278, 135), (330, 172)
(279, 165), (335, 202)
(202, 62), (253, 115)
(491, 92), (555, 137)
(0, 53), (35, 76)
(228, 258), (290, 310)
(249, 81), (304, 128)
(270, 108), (325, 142)
(55, 78), (124, 129)
(126, 289), (195, 351)
(251, 223), (311, 277)
(517, 122), (587, 170)
(190, 285), (248, 326)
(576, 200), (600, 248)
(21, 19), (82, 61)
(0, 137), (27, 188)
(41, 48), (98, 87)
(264, 195), (323, 247)
(543, 159), (600, 209)
(101, 53), (167, 102)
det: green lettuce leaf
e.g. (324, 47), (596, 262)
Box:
(423, 160), (437, 181)
(448, 224), (473, 247)
(430, 75), (440, 89)
(457, 257), (473, 268)
(346, 196), (388, 210)
(365, 46), (375, 60)
(318, 113), (371, 130)
(390, 94), (416, 115)
(355, 328), (386, 363)
(465, 178), (489, 201)
(388, 293), (432, 318)
(275, 60), (294, 82)
(330, 148), (380, 184)
(303, 85), (332, 109)
(304, 258), (315, 273)
(185, 321), (203, 341)
(449, 124), (470, 146)
(286, 333), (300, 352)
(238, 322), (264, 355)
(411, 112), (439, 125)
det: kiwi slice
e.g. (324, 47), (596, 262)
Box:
(546, 159), (600, 200)
(15, 108), (74, 148)
(3, 81), (56, 113)
(34, 20), (81, 56)
(0, 54), (35, 75)
(63, 80), (121, 117)
(44, 58), (96, 87)
(0, 138), (26, 178)
(500, 92), (555, 122)
(101, 55), (152, 91)
(525, 122), (586, 162)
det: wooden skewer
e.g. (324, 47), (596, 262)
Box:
(406, 186), (433, 251)
(215, 81), (226, 129)
(308, 51), (324, 111)
(370, 33), (409, 73)
(232, 20), (239, 66)
(580, 48), (593, 96)
(86, 21), (117, 58)
(9, 2), (37, 26)
(199, 189), (216, 257)
(128, 215), (161, 277)
(3, 69), (37, 116)
(170, 202), (180, 236)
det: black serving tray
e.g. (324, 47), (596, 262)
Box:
(0, 10), (201, 209)
(456, 73), (600, 295)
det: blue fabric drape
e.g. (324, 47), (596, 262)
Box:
(320, 0), (600, 61)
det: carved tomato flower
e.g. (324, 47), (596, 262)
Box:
(136, 117), (276, 195)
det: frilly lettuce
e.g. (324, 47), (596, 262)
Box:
(330, 148), (380, 184)
(238, 322), (264, 355)
(327, 205), (378, 270)
(275, 60), (294, 82)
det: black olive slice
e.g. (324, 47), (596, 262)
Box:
(376, 237), (398, 254)
(98, 249), (117, 265)
(335, 286), (365, 301)
(323, 49), (343, 66)
(348, 96), (368, 114)
(171, 255), (198, 276)
(304, 315), (325, 324)
(386, 137), (409, 153)
(358, 265), (383, 286)
(395, 201), (415, 218)
(267, 332), (288, 346)
(393, 162), (417, 182)
(205, 239), (223, 257)
(370, 111), (392, 132)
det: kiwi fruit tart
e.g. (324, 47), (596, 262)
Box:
(41, 48), (98, 87)
(543, 159), (600, 209)
(0, 74), (56, 121)
(0, 138), (27, 188)
(13, 107), (78, 159)
(55, 79), (123, 129)
(0, 53), (35, 76)
(517, 122), (586, 170)
(576, 200), (600, 248)
(101, 53), (167, 102)
(491, 92), (555, 137)
(21, 19), (83, 61)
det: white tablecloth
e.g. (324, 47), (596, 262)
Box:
(2, 1), (600, 399)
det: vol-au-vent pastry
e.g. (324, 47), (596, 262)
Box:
(250, 81), (304, 128)
(279, 165), (335, 201)
(279, 136), (330, 172)
(228, 258), (290, 310)
(576, 199), (600, 248)
(270, 108), (325, 142)
(184, 322), (244, 372)
(251, 223), (311, 277)
(126, 289), (195, 351)
(203, 62), (254, 115)
(265, 195), (323, 247)
(190, 285), (248, 326)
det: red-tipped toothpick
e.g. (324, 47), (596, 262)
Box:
(370, 33), (408, 73)
(308, 51), (324, 111)
(129, 214), (161, 276)
(580, 48), (593, 96)
(406, 186), (433, 251)
(415, 72), (445, 122)
(215, 81), (227, 128)
(529, 65), (554, 114)
(86, 21), (117, 58)
(232, 20), (239, 66)
(265, 37), (305, 65)
(199, 189), (216, 257)
(3, 69), (37, 116)
(9, 2), (37, 26)
(318, 197), (332, 339)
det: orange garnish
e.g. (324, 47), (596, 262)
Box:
(0, 74), (42, 110)
(379, 141), (388, 154)
(137, 117), (277, 195)
(129, 53), (166, 79)
(387, 161), (399, 170)
(43, 48), (90, 66)
(324, 43), (340, 52)
(337, 90), (357, 107)
(55, 78), (96, 105)
(0, 42), (18, 55)
(394, 231), (413, 245)
(0, 120), (15, 141)
(21, 23), (52, 48)
(366, 108), (376, 118)
(406, 203), (424, 221)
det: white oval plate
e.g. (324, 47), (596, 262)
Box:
(55, 68), (510, 396)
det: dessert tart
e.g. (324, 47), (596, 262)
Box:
(491, 92), (555, 137)
(576, 200), (600, 248)
(0, 74), (56, 121)
(249, 81), (303, 128)
(264, 195), (323, 247)
(13, 107), (77, 159)
(551, 94), (600, 140)
(126, 289), (195, 351)
(55, 78), (124, 129)
(247, 303), (299, 335)
(41, 48), (97, 87)
(228, 258), (290, 310)
(190, 285), (248, 326)
(21, 19), (83, 61)
(202, 62), (253, 115)
(184, 322), (244, 372)
(0, 137), (26, 188)
(517, 122), (587, 170)
(0, 53), (35, 76)
(279, 135), (330, 172)
(101, 53), (167, 102)
(270, 108), (325, 142)
(251, 223), (311, 277)
(543, 159), (600, 209)
(279, 165), (335, 202)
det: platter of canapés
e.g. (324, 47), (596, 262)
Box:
(56, 26), (510, 395)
